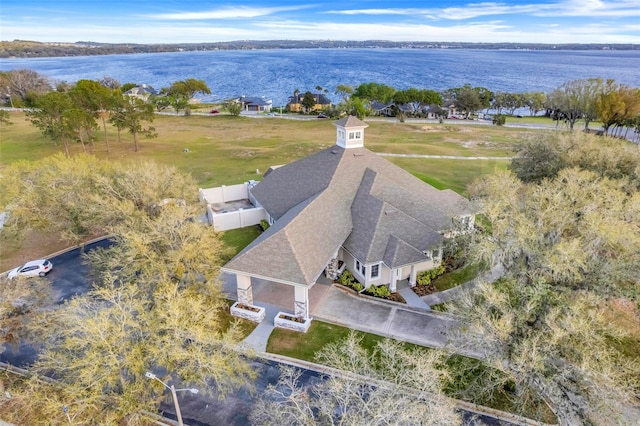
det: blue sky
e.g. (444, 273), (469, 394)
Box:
(1, 0), (638, 44)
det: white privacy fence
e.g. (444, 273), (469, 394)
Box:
(199, 182), (267, 232)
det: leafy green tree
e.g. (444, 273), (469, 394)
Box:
(162, 78), (211, 115)
(109, 96), (156, 152)
(491, 92), (508, 114)
(164, 78), (211, 100)
(523, 91), (546, 116)
(251, 333), (460, 425)
(120, 82), (137, 93)
(509, 136), (565, 182)
(547, 78), (603, 130)
(26, 91), (75, 156)
(596, 83), (640, 136)
(353, 82), (396, 103)
(301, 91), (316, 113)
(225, 99), (243, 116)
(503, 92), (525, 115)
(335, 84), (354, 101)
(455, 85), (482, 118)
(393, 88), (442, 116)
(168, 94), (190, 115)
(69, 79), (118, 152)
(474, 86), (494, 111)
(62, 107), (98, 152)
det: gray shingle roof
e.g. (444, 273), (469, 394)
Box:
(223, 140), (471, 286)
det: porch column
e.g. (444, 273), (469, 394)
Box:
(389, 269), (397, 293)
(409, 265), (417, 286)
(236, 274), (254, 305)
(294, 286), (310, 319)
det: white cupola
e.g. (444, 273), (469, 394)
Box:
(333, 115), (368, 149)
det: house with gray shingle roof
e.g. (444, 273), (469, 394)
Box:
(236, 96), (273, 112)
(123, 84), (157, 100)
(222, 116), (474, 327)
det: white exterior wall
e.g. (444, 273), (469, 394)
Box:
(340, 250), (389, 288)
(337, 247), (442, 288)
(208, 207), (267, 231)
(199, 183), (249, 204)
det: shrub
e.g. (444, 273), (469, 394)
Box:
(339, 270), (355, 286)
(259, 219), (270, 232)
(353, 282), (363, 292)
(416, 266), (446, 286)
(365, 284), (391, 298)
(492, 114), (506, 126)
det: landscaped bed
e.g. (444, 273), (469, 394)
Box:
(335, 270), (406, 303)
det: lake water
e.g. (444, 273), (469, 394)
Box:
(1, 49), (638, 106)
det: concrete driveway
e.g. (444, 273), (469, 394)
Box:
(222, 272), (486, 358)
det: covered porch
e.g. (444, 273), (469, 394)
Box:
(225, 272), (334, 332)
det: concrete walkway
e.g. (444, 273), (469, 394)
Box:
(221, 271), (495, 359)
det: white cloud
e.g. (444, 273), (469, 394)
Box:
(3, 19), (636, 44)
(144, 5), (309, 20)
(326, 1), (640, 20)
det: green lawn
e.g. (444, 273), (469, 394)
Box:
(267, 320), (384, 361)
(1, 111), (535, 193)
(220, 226), (262, 261)
(434, 263), (483, 292)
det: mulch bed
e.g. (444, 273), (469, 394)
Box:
(411, 284), (437, 297)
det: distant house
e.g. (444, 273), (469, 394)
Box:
(123, 84), (157, 100)
(442, 100), (461, 118)
(234, 96), (273, 113)
(287, 92), (332, 113)
(370, 101), (395, 117)
(222, 116), (475, 328)
(424, 104), (446, 120)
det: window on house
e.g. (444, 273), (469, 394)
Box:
(355, 131), (361, 139)
(355, 260), (361, 273)
(371, 264), (379, 278)
(349, 132), (355, 139)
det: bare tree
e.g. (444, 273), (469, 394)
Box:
(449, 159), (640, 425)
(0, 156), (254, 424)
(251, 333), (461, 425)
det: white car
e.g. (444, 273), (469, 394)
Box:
(8, 259), (53, 279)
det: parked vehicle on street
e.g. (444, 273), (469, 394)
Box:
(210, 109), (219, 114)
(8, 259), (53, 279)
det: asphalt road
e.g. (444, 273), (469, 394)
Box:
(1, 238), (113, 366)
(159, 359), (510, 426)
(1, 239), (517, 425)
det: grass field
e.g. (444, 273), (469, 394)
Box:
(0, 111), (546, 194)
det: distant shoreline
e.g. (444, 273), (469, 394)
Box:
(1, 39), (639, 59)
